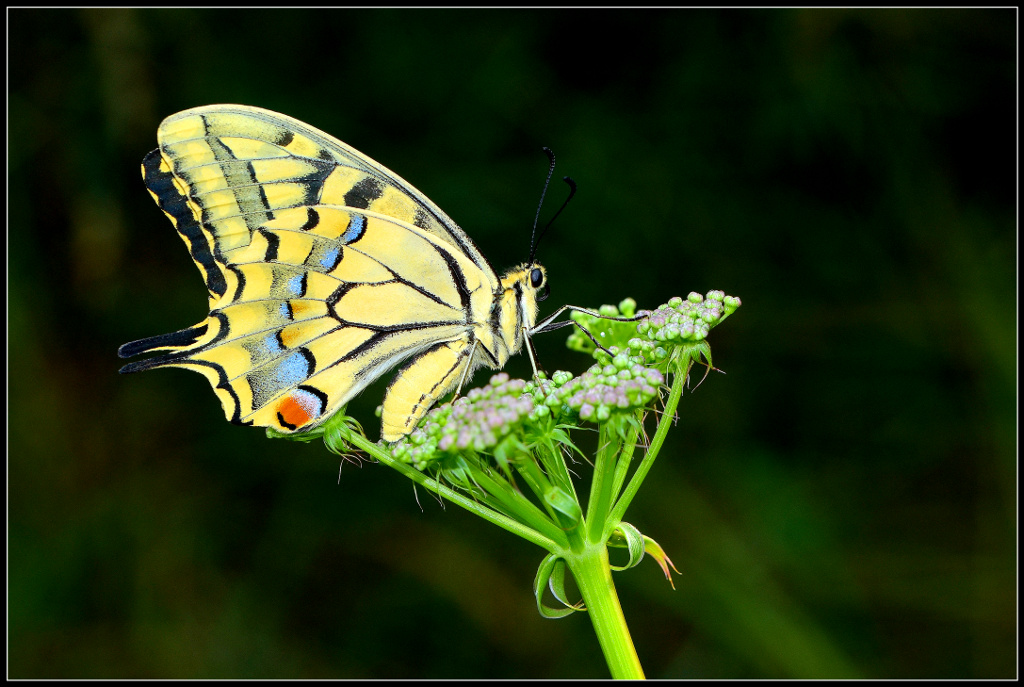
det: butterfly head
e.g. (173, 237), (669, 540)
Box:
(503, 262), (548, 297)
(499, 262), (549, 334)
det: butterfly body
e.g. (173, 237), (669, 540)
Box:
(119, 105), (548, 442)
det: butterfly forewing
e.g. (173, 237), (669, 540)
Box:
(121, 104), (516, 440)
(157, 105), (495, 275)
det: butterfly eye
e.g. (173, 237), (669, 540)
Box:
(530, 268), (544, 288)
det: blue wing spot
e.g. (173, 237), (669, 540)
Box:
(287, 274), (304, 296)
(263, 334), (283, 355)
(341, 215), (366, 244)
(248, 349), (315, 409)
(320, 246), (341, 270)
(275, 351), (311, 388)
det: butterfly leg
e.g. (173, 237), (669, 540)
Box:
(522, 327), (543, 379)
(529, 305), (647, 356)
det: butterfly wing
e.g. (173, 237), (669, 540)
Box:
(119, 105), (500, 438)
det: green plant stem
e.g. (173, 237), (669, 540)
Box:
(586, 422), (620, 542)
(346, 433), (565, 551)
(609, 411), (643, 508)
(563, 540), (645, 679)
(609, 358), (690, 528)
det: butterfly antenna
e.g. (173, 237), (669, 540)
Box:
(531, 176), (576, 262)
(529, 147), (557, 264)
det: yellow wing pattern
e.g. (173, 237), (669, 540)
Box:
(118, 105), (542, 441)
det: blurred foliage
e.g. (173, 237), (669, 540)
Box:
(8, 8), (1015, 679)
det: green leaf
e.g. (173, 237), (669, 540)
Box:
(547, 558), (579, 609)
(534, 553), (582, 619)
(319, 408), (366, 453)
(642, 534), (680, 589)
(267, 426), (323, 443)
(544, 485), (582, 526)
(608, 522), (646, 571)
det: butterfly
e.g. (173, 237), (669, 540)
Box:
(118, 105), (628, 442)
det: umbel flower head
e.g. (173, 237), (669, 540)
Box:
(391, 363), (663, 470)
(632, 290), (741, 353)
(528, 360), (663, 424)
(569, 292), (742, 374)
(389, 293), (740, 470)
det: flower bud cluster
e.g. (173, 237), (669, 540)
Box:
(391, 373), (538, 469)
(527, 356), (664, 423)
(627, 291), (741, 368)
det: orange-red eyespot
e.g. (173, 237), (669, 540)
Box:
(276, 387), (326, 430)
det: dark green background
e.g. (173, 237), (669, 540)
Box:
(8, 9), (1015, 679)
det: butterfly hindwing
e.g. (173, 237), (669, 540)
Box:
(121, 105), (506, 438)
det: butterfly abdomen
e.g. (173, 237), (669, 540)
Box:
(380, 339), (475, 441)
